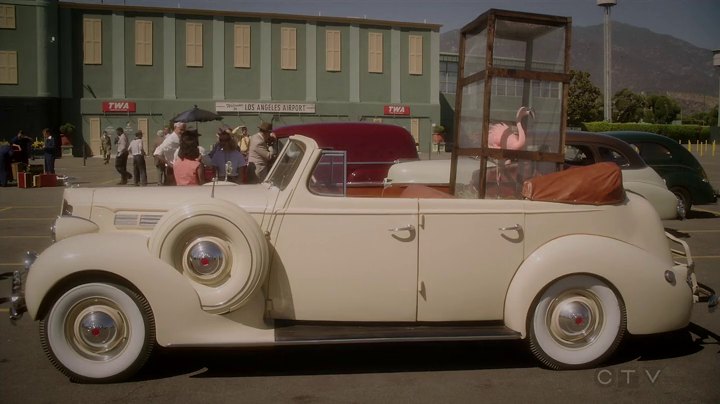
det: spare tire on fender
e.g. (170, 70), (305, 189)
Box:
(149, 198), (269, 314)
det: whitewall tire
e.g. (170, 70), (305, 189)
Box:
(528, 275), (626, 369)
(40, 282), (155, 383)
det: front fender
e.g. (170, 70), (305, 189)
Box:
(25, 233), (273, 346)
(504, 235), (693, 337)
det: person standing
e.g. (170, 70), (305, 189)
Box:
(100, 130), (112, 164)
(210, 128), (246, 183)
(247, 122), (277, 183)
(42, 128), (57, 174)
(152, 128), (167, 185)
(0, 143), (17, 186)
(153, 122), (184, 185)
(129, 130), (147, 186)
(233, 125), (250, 159)
(172, 131), (205, 186)
(114, 127), (132, 185)
(11, 130), (32, 167)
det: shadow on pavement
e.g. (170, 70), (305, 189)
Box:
(136, 340), (536, 381)
(132, 322), (717, 382)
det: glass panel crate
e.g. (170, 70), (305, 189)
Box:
(451, 9), (571, 199)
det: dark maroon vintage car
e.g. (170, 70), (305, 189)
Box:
(273, 122), (419, 186)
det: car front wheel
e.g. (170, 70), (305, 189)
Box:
(670, 187), (691, 219)
(40, 282), (155, 383)
(528, 275), (626, 370)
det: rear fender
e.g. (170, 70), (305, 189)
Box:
(504, 235), (693, 337)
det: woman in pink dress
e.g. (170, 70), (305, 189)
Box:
(173, 133), (205, 186)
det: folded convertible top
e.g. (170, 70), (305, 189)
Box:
(521, 162), (626, 205)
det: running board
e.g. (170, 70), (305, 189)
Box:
(274, 320), (522, 345)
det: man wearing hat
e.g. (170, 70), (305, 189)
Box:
(247, 121), (277, 183)
(233, 124), (250, 158)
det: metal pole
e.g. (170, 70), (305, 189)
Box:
(603, 6), (613, 122)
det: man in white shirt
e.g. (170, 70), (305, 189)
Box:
(129, 130), (147, 186)
(153, 122), (184, 185)
(115, 127), (132, 185)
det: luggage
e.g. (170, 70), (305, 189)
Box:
(17, 172), (32, 188)
(33, 174), (58, 188)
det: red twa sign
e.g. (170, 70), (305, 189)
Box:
(102, 101), (136, 113)
(383, 105), (411, 115)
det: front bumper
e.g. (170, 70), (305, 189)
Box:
(666, 232), (717, 312)
(0, 251), (36, 321)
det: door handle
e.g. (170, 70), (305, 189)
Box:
(388, 225), (415, 232)
(498, 224), (523, 243)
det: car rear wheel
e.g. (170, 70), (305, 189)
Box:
(670, 187), (691, 219)
(528, 275), (626, 370)
(40, 282), (155, 383)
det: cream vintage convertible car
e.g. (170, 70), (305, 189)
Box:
(4, 134), (714, 383)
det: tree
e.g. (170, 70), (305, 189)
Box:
(567, 70), (603, 127)
(644, 94), (680, 124)
(612, 88), (645, 123)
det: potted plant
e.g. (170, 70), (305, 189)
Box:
(59, 123), (75, 146)
(432, 124), (445, 145)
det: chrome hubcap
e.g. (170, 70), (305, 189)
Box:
(547, 290), (603, 348)
(66, 298), (128, 360)
(182, 237), (231, 285)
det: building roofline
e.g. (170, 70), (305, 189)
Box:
(59, 1), (442, 31)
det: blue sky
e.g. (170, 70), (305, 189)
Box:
(74, 0), (719, 50)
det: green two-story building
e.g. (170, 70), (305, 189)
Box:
(0, 0), (441, 154)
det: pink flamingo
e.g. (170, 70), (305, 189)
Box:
(488, 106), (535, 150)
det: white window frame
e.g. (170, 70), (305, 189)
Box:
(83, 18), (102, 65)
(186, 22), (203, 67)
(368, 32), (383, 73)
(281, 27), (297, 70)
(0, 5), (15, 29)
(408, 35), (423, 75)
(326, 29), (341, 72)
(135, 20), (153, 66)
(0, 50), (18, 84)
(234, 24), (251, 68)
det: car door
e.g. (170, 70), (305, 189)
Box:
(267, 147), (419, 322)
(416, 198), (525, 321)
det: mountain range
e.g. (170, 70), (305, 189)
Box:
(440, 22), (719, 114)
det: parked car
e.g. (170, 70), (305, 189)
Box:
(3, 132), (713, 383)
(603, 131), (718, 214)
(387, 131), (682, 219)
(564, 131), (681, 219)
(273, 122), (419, 186)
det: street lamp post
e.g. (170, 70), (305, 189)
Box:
(597, 0), (617, 122)
(714, 49), (720, 127)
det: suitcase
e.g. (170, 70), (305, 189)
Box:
(33, 174), (58, 188)
(17, 172), (32, 188)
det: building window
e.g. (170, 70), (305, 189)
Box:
(0, 51), (18, 84)
(135, 20), (153, 66)
(83, 18), (102, 65)
(281, 27), (297, 70)
(531, 80), (560, 99)
(234, 24), (251, 68)
(326, 29), (341, 72)
(408, 35), (423, 75)
(410, 118), (419, 145)
(186, 22), (203, 67)
(368, 32), (383, 74)
(0, 5), (15, 29)
(440, 60), (457, 94)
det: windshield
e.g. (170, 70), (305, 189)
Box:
(266, 139), (305, 190)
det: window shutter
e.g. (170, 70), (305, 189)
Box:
(326, 30), (341, 72)
(135, 20), (152, 65)
(0, 5), (16, 29)
(369, 32), (383, 73)
(0, 51), (18, 84)
(281, 27), (297, 70)
(83, 18), (102, 65)
(409, 35), (422, 75)
(186, 22), (203, 67)
(234, 24), (251, 68)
